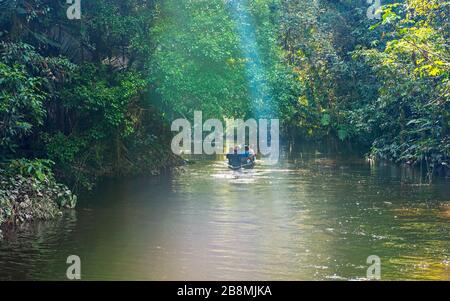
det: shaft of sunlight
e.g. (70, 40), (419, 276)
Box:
(226, 0), (275, 119)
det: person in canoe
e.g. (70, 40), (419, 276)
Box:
(243, 145), (256, 162)
(226, 146), (241, 168)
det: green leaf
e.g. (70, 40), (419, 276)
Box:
(338, 129), (348, 141)
(321, 114), (330, 126)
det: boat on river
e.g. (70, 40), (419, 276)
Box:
(226, 154), (255, 170)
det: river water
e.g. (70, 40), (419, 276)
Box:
(0, 151), (449, 280)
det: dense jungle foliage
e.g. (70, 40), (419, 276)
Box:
(0, 0), (448, 198)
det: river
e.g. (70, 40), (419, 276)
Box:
(0, 151), (449, 280)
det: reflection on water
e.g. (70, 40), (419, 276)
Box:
(0, 152), (449, 280)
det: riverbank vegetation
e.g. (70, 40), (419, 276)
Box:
(0, 0), (448, 227)
(0, 159), (76, 238)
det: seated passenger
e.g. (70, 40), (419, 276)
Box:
(226, 147), (234, 160)
(225, 146), (240, 166)
(243, 145), (256, 162)
(249, 146), (256, 161)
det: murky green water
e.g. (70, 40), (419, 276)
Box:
(0, 152), (449, 280)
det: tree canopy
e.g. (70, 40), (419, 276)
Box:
(0, 0), (448, 187)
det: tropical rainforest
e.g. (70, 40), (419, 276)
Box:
(0, 0), (449, 228)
